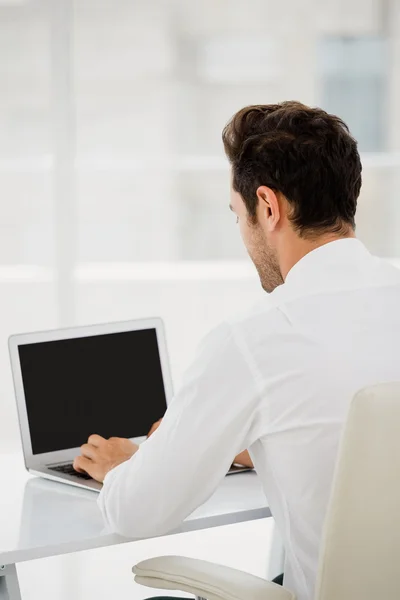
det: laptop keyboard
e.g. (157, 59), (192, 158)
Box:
(49, 463), (92, 480)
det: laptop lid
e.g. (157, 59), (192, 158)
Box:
(9, 318), (173, 470)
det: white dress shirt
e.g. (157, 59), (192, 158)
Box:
(99, 239), (400, 600)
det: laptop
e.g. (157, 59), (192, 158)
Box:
(9, 318), (251, 492)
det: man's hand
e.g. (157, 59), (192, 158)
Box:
(74, 434), (138, 483)
(233, 449), (254, 468)
(147, 418), (162, 438)
(147, 418), (254, 468)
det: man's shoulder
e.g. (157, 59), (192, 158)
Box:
(227, 292), (288, 336)
(197, 293), (284, 358)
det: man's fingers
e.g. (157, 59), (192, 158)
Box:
(80, 443), (97, 460)
(88, 434), (106, 447)
(73, 455), (92, 474)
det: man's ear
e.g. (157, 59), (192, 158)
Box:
(256, 186), (281, 231)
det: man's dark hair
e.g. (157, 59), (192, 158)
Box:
(222, 101), (362, 237)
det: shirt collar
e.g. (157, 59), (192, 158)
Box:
(270, 238), (389, 304)
(285, 238), (370, 285)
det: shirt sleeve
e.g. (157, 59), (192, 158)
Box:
(97, 321), (261, 538)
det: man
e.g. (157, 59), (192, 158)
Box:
(74, 102), (400, 600)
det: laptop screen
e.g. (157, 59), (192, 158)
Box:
(17, 328), (168, 455)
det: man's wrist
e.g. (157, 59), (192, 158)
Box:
(105, 442), (139, 480)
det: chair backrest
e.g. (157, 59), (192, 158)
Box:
(314, 382), (400, 600)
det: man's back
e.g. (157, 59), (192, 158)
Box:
(233, 239), (400, 600)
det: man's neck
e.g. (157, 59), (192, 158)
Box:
(279, 230), (356, 282)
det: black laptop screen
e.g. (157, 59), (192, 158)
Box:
(18, 328), (168, 455)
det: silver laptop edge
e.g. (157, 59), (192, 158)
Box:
(9, 317), (174, 492)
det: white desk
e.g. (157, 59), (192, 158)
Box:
(0, 453), (270, 600)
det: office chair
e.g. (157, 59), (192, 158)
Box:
(133, 382), (400, 600)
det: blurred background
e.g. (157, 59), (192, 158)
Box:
(1, 0), (399, 598)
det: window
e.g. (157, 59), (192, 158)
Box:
(318, 36), (388, 152)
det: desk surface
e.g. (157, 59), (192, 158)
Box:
(0, 453), (270, 566)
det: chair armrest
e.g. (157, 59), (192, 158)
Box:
(133, 556), (295, 600)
